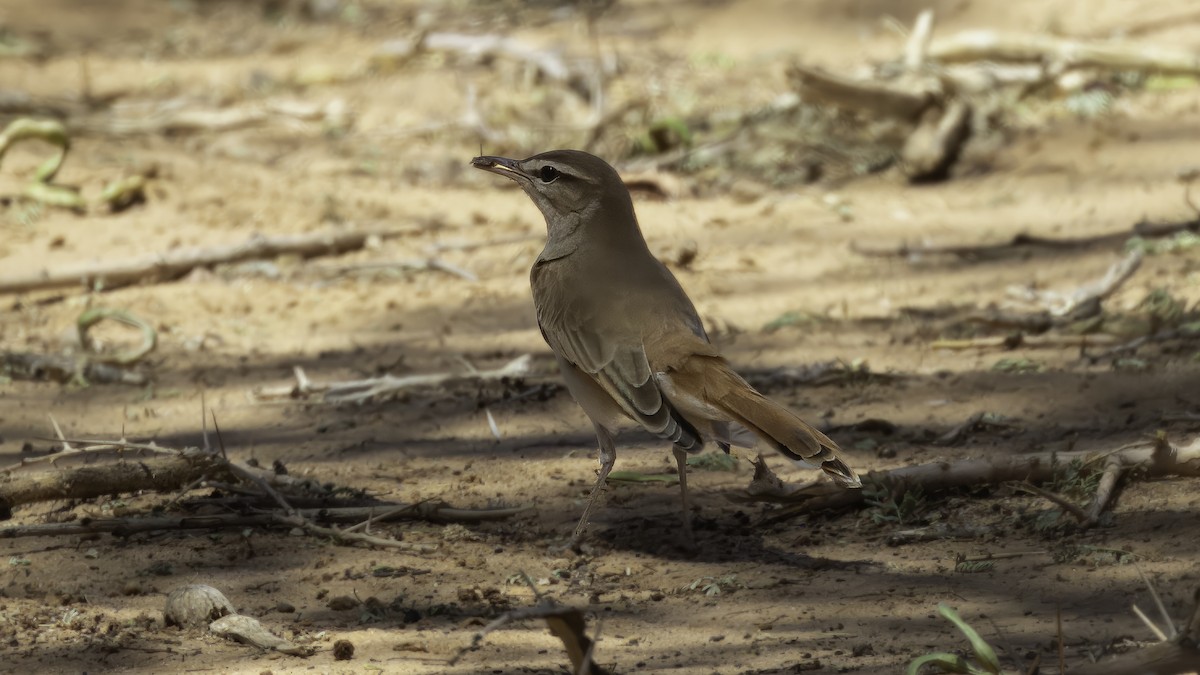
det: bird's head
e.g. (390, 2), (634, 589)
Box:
(471, 150), (638, 249)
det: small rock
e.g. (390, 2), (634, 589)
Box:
(332, 639), (355, 660)
(210, 614), (308, 656)
(327, 595), (359, 611)
(275, 602), (296, 613)
(164, 584), (235, 628)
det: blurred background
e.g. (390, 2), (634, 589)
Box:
(1, 1), (1199, 673)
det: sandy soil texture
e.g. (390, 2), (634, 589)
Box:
(2, 1), (1199, 673)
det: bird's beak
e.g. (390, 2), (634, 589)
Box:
(471, 155), (529, 182)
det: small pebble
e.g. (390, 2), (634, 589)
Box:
(332, 639), (355, 660)
(327, 596), (358, 611)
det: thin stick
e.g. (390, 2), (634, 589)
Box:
(200, 392), (209, 451)
(0, 504), (529, 540)
(253, 354), (534, 403)
(904, 10), (936, 73)
(1085, 457), (1125, 524)
(274, 514), (429, 552)
(48, 414), (74, 452)
(929, 30), (1200, 75)
(1073, 586), (1200, 674)
(739, 435), (1200, 515)
(227, 463), (294, 516)
(850, 219), (1200, 260)
(0, 226), (425, 295)
(211, 410), (228, 461)
(1132, 604), (1170, 642)
(1007, 250), (1143, 317)
(342, 503), (421, 534)
(1136, 562), (1177, 639)
(1011, 481), (1091, 523)
(958, 551), (1045, 562)
(2, 440), (176, 474)
(931, 333), (1119, 350)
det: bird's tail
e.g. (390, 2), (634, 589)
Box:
(699, 360), (861, 488)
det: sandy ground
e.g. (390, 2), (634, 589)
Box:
(2, 1), (1200, 673)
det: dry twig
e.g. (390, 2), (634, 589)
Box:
(930, 333), (1119, 351)
(851, 219), (1200, 261)
(787, 63), (934, 121)
(734, 435), (1200, 520)
(1010, 481), (1091, 523)
(1073, 587), (1200, 675)
(0, 226), (425, 295)
(1007, 250), (1143, 318)
(0, 503), (527, 541)
(254, 354), (534, 403)
(929, 31), (1200, 75)
(75, 98), (349, 136)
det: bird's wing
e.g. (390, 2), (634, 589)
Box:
(536, 300), (704, 450)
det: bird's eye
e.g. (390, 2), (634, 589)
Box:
(539, 166), (560, 183)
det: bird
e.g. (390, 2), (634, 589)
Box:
(472, 149), (860, 545)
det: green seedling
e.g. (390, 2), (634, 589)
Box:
(908, 604), (1004, 674)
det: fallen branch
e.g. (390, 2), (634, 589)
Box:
(0, 226), (426, 295)
(0, 448), (229, 518)
(929, 31), (1200, 75)
(737, 435), (1200, 520)
(1007, 250), (1143, 318)
(1073, 587), (1200, 675)
(1090, 324), (1200, 361)
(930, 333), (1119, 350)
(0, 503), (529, 540)
(1086, 456), (1126, 524)
(75, 97), (350, 136)
(850, 218), (1200, 261)
(786, 62), (935, 121)
(0, 430), (530, 537)
(1010, 481), (1091, 523)
(253, 354), (534, 403)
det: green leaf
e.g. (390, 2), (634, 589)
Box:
(1144, 74), (1199, 91)
(938, 604), (1001, 673)
(907, 653), (971, 674)
(686, 451), (738, 471)
(0, 117), (70, 182)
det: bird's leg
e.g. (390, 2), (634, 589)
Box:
(572, 422), (617, 545)
(672, 445), (695, 545)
